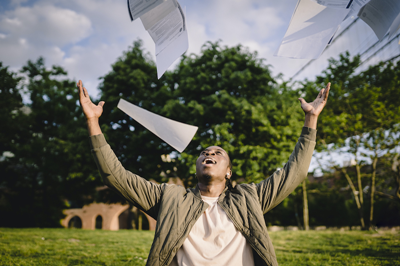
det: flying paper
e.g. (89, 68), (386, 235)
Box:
(141, 0), (188, 79)
(345, 0), (370, 19)
(117, 98), (198, 153)
(311, 0), (353, 9)
(389, 12), (400, 39)
(359, 0), (400, 40)
(127, 0), (167, 21)
(127, 0), (188, 79)
(275, 0), (350, 59)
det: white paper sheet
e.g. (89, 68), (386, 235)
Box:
(140, 0), (188, 79)
(117, 98), (198, 153)
(311, 0), (353, 9)
(275, 0), (350, 59)
(345, 0), (370, 19)
(358, 0), (400, 40)
(389, 12), (400, 39)
(127, 0), (167, 21)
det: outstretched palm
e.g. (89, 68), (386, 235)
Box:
(299, 83), (330, 116)
(77, 80), (105, 120)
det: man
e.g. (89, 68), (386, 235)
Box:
(78, 80), (330, 266)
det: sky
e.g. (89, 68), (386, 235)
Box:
(2, 0), (396, 174)
(0, 0), (312, 98)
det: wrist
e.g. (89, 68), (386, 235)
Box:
(304, 113), (318, 129)
(86, 117), (99, 124)
(86, 117), (102, 136)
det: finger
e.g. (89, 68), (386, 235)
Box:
(318, 88), (325, 98)
(298, 98), (307, 105)
(77, 80), (85, 100)
(98, 101), (105, 108)
(83, 87), (90, 99)
(324, 82), (331, 101)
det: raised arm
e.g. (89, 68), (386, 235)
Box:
(300, 82), (330, 130)
(77, 80), (104, 136)
(77, 80), (162, 219)
(256, 83), (330, 214)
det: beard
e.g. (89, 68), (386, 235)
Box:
(202, 173), (212, 179)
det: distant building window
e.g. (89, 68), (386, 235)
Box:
(68, 216), (82, 229)
(95, 215), (103, 229)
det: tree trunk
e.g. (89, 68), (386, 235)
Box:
(341, 168), (366, 229)
(369, 157), (378, 229)
(138, 212), (143, 230)
(294, 202), (302, 230)
(356, 163), (364, 205)
(393, 156), (400, 200)
(302, 180), (309, 231)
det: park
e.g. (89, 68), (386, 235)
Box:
(1, 0), (400, 265)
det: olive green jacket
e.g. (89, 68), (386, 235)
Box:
(90, 127), (316, 266)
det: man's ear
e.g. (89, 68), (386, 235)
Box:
(226, 169), (232, 180)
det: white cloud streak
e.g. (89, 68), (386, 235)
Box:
(0, 0), (309, 97)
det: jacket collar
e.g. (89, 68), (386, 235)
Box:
(192, 183), (229, 200)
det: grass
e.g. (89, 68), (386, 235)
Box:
(270, 230), (400, 266)
(0, 228), (399, 265)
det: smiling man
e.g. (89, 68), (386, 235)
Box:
(78, 80), (330, 266)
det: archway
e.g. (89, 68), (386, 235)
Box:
(95, 215), (103, 229)
(68, 216), (82, 229)
(62, 203), (131, 230)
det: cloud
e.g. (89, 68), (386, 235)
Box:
(183, 0), (305, 79)
(0, 0), (306, 97)
(186, 0), (285, 52)
(0, 4), (92, 47)
(0, 2), (93, 81)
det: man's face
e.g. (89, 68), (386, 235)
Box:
(196, 146), (231, 182)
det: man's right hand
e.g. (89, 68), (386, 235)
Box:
(77, 80), (105, 121)
(77, 80), (104, 136)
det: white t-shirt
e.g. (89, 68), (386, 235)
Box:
(169, 195), (255, 266)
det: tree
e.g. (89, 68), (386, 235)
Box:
(167, 42), (304, 186)
(98, 40), (174, 187)
(302, 53), (400, 229)
(302, 180), (309, 230)
(0, 58), (100, 227)
(98, 41), (305, 190)
(0, 62), (23, 153)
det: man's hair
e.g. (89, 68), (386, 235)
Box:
(226, 155), (233, 189)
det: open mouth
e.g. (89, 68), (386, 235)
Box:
(202, 157), (216, 164)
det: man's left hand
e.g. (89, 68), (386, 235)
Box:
(299, 82), (330, 117)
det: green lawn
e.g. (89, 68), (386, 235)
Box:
(0, 228), (399, 265)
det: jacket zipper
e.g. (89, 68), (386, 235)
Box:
(160, 202), (205, 266)
(218, 203), (270, 264)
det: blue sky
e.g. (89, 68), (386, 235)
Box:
(0, 0), (313, 97)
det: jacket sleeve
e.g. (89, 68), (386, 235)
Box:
(89, 134), (162, 219)
(256, 127), (316, 214)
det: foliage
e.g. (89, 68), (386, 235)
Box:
(302, 53), (400, 147)
(1, 228), (399, 265)
(0, 62), (23, 153)
(98, 41), (304, 188)
(2, 43), (400, 229)
(168, 42), (303, 185)
(302, 53), (400, 229)
(0, 58), (101, 227)
(97, 40), (173, 187)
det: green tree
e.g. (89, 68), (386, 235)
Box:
(98, 40), (174, 187)
(302, 53), (400, 229)
(98, 41), (305, 190)
(167, 42), (304, 186)
(0, 62), (23, 153)
(0, 58), (100, 227)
